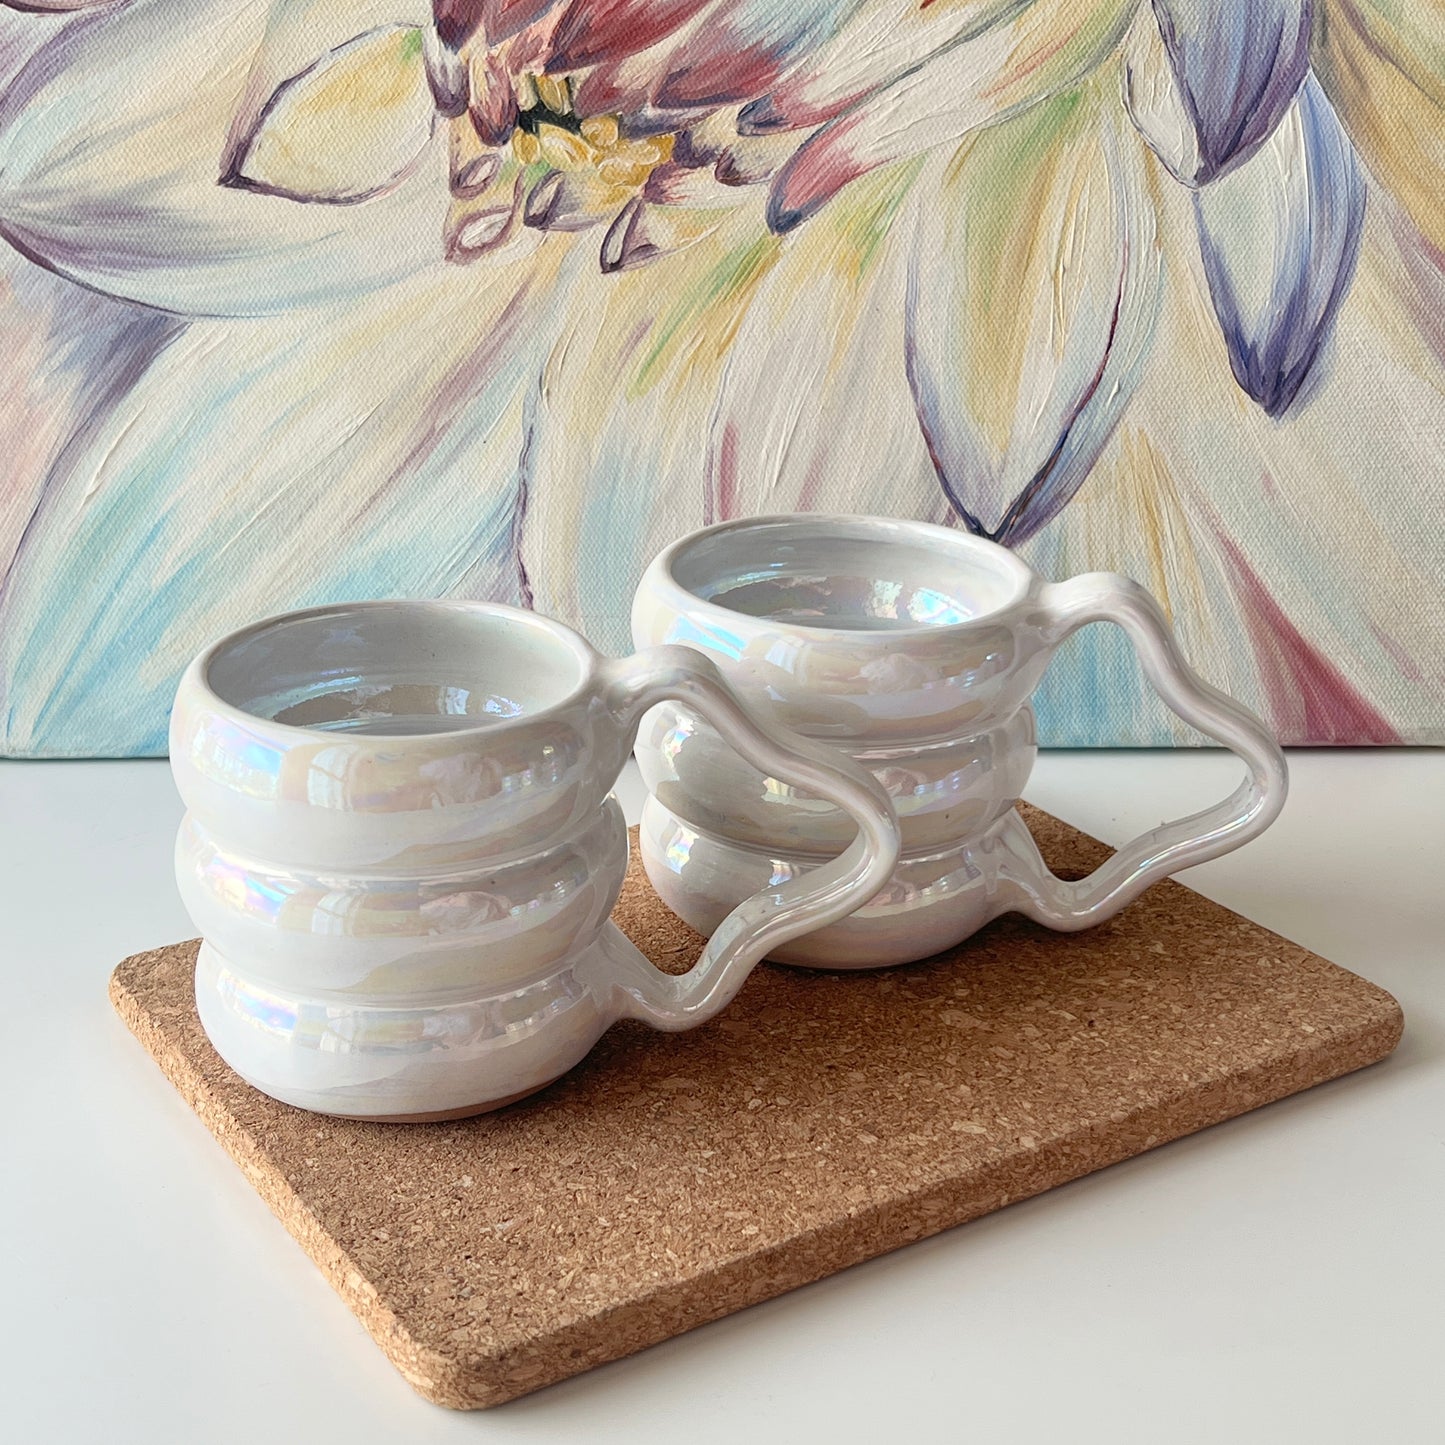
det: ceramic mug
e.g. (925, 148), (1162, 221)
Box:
(170, 600), (898, 1120)
(632, 514), (1287, 967)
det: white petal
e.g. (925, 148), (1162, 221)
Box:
(0, 243), (580, 755)
(1120, 4), (1203, 185)
(229, 24), (435, 204)
(1313, 0), (1445, 257)
(598, 195), (727, 272)
(905, 84), (1162, 542)
(223, 0), (429, 168)
(1020, 166), (1445, 745)
(0, 247), (178, 591)
(704, 162), (944, 524)
(518, 199), (776, 651)
(0, 0), (449, 317)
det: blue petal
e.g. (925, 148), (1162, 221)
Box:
(1195, 75), (1365, 418)
(1150, 0), (1312, 183)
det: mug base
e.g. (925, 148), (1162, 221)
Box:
(325, 1083), (551, 1124)
(640, 798), (1049, 968)
(193, 939), (616, 1120)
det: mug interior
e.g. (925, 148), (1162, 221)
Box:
(667, 517), (1029, 631)
(203, 604), (589, 736)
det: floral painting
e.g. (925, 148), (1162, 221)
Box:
(0, 0), (1441, 755)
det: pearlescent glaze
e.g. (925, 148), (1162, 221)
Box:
(172, 600), (899, 1119)
(632, 515), (1287, 966)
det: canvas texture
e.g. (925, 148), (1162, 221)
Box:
(0, 0), (1441, 757)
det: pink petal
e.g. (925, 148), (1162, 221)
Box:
(548, 0), (712, 71)
(568, 55), (697, 132)
(652, 0), (842, 111)
(1210, 529), (1400, 744)
(432, 0), (485, 48)
(423, 26), (469, 115)
(642, 158), (728, 204)
(652, 43), (786, 111)
(468, 46), (518, 144)
(571, 0), (843, 118)
(765, 107), (877, 232)
(711, 125), (803, 186)
(480, 0), (558, 44)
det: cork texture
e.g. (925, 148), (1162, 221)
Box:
(110, 806), (1403, 1410)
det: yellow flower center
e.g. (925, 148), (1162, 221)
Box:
(507, 72), (675, 197)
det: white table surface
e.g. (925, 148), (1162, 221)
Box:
(1, 750), (1441, 1444)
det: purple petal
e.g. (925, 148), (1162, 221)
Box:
(1195, 75), (1365, 417)
(599, 196), (653, 272)
(1150, 0), (1312, 183)
(479, 0), (556, 45)
(0, 2), (66, 84)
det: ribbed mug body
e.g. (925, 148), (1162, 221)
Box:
(170, 603), (632, 1119)
(632, 516), (1056, 966)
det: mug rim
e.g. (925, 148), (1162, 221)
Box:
(648, 513), (1036, 639)
(183, 598), (599, 745)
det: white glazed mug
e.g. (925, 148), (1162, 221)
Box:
(631, 514), (1288, 967)
(170, 600), (899, 1120)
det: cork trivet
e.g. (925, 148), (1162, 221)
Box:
(110, 806), (1402, 1410)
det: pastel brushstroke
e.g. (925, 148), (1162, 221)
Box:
(1213, 531), (1400, 744)
(1314, 0), (1445, 256)
(0, 0), (1438, 754)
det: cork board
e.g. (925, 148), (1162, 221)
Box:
(111, 806), (1402, 1410)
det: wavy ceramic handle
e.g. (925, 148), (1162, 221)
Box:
(597, 645), (899, 1029)
(1006, 573), (1288, 931)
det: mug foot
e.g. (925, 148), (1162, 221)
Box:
(640, 797), (1049, 968)
(325, 1083), (551, 1124)
(193, 941), (613, 1120)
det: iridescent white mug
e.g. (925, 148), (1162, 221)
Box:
(170, 600), (898, 1120)
(632, 514), (1288, 967)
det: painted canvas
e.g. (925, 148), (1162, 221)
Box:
(0, 0), (1441, 756)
